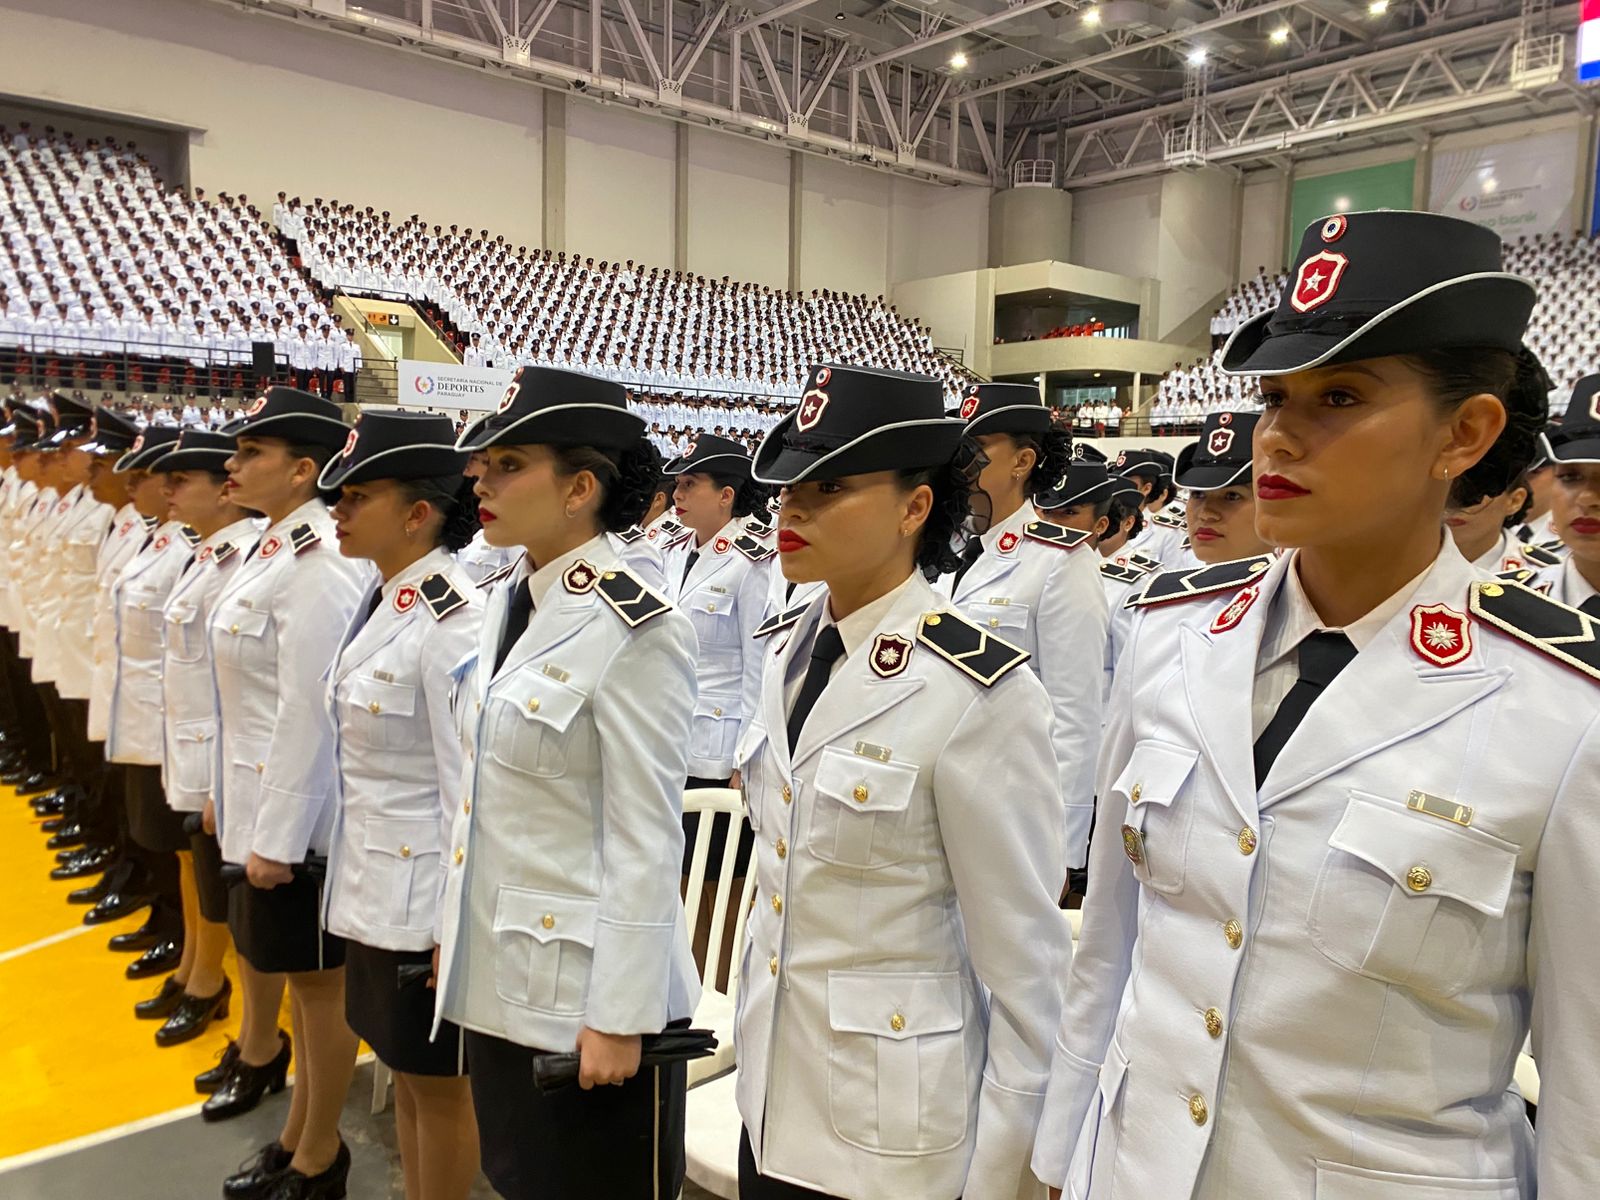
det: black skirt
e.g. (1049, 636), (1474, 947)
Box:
(125, 763), (188, 852)
(228, 869), (346, 974)
(189, 827), (230, 924)
(344, 940), (465, 1077)
(464, 1028), (686, 1200)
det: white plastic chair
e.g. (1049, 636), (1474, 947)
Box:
(684, 1071), (742, 1198)
(682, 787), (756, 1088)
(1514, 1052), (1540, 1106)
(371, 1059), (392, 1114)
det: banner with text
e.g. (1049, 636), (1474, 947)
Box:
(1429, 129), (1577, 238)
(396, 360), (514, 412)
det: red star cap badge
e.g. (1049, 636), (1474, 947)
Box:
(1290, 251), (1349, 314)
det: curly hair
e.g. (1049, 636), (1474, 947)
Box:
(398, 474), (482, 552)
(549, 441), (661, 532)
(899, 457), (978, 578)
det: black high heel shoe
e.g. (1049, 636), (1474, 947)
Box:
(201, 1033), (291, 1122)
(261, 1140), (349, 1200)
(222, 1141), (293, 1200)
(155, 977), (230, 1047)
(195, 1040), (241, 1094)
(133, 976), (185, 1020)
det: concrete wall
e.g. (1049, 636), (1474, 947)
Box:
(890, 269), (995, 371)
(1067, 176), (1162, 279)
(988, 187), (1073, 268)
(564, 101), (676, 267)
(685, 128), (790, 288)
(1155, 167), (1238, 342)
(1237, 169), (1290, 277)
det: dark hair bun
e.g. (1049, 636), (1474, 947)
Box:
(438, 476), (482, 552)
(600, 442), (659, 532)
(1028, 429), (1075, 492)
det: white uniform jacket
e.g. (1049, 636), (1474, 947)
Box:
(89, 510), (155, 742)
(663, 518), (773, 779)
(23, 484), (79, 673)
(323, 550), (483, 952)
(1032, 544), (1600, 1200)
(47, 493), (113, 698)
(0, 471), (38, 629)
(734, 574), (1070, 1200)
(1096, 557), (1152, 708)
(107, 521), (194, 766)
(11, 486), (58, 658)
(158, 519), (258, 813)
(608, 526), (666, 592)
(935, 502), (1108, 869)
(434, 535), (702, 1050)
(1525, 558), (1596, 608)
(208, 501), (367, 866)
(455, 530), (512, 584)
(1125, 510), (1187, 566)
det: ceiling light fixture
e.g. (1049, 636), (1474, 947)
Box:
(1368, 0), (1388, 13)
(1270, 26), (1290, 44)
(834, 6), (846, 20)
(949, 50), (969, 69)
(1186, 47), (1208, 66)
(1083, 6), (1102, 27)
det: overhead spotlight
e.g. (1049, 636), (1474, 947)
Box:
(1186, 47), (1208, 66)
(1368, 0), (1388, 12)
(834, 5), (846, 20)
(1270, 26), (1290, 44)
(1082, 6), (1102, 27)
(949, 50), (969, 70)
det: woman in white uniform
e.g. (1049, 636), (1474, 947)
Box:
(138, 430), (258, 1048)
(1034, 211), (1599, 1199)
(1175, 411), (1273, 568)
(319, 411), (485, 1200)
(1529, 383), (1600, 609)
(433, 366), (701, 1200)
(1445, 473), (1534, 572)
(939, 381), (1107, 873)
(205, 389), (367, 1200)
(1113, 449), (1186, 565)
(735, 363), (1071, 1199)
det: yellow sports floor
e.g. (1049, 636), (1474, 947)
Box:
(0, 785), (292, 1161)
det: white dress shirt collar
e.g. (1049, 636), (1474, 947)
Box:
(519, 533), (611, 608)
(825, 570), (923, 661)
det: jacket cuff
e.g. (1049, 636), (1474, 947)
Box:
(585, 918), (674, 1035)
(963, 1072), (1048, 1200)
(1030, 1042), (1101, 1188)
(249, 785), (320, 866)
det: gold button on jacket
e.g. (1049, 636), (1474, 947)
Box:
(1223, 919), (1243, 949)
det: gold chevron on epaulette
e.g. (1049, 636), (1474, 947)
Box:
(754, 601), (809, 639)
(1149, 511), (1185, 530)
(614, 526), (646, 544)
(595, 568), (670, 628)
(1471, 580), (1600, 681)
(419, 572), (469, 620)
(1023, 520), (1091, 551)
(1520, 541), (1563, 567)
(916, 610), (1028, 687)
(1495, 567), (1537, 585)
(1126, 552), (1161, 573)
(1100, 560), (1146, 584)
(1129, 555), (1274, 609)
(733, 533), (775, 562)
(289, 522), (321, 554)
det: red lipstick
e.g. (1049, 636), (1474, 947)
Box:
(1257, 474), (1310, 501)
(478, 508), (497, 523)
(777, 530), (809, 553)
(1570, 517), (1600, 536)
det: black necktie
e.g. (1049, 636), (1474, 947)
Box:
(950, 537), (985, 591)
(784, 579), (796, 603)
(1253, 631), (1357, 786)
(680, 547), (700, 587)
(786, 624), (846, 754)
(493, 580), (535, 674)
(361, 587), (384, 626)
(1580, 595), (1600, 618)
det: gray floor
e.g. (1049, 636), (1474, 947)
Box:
(3, 1062), (719, 1199)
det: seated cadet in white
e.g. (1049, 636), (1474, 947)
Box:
(736, 363), (1070, 1200)
(937, 381), (1107, 876)
(317, 412), (485, 1200)
(434, 366), (700, 1200)
(1524, 386), (1600, 606)
(142, 430), (256, 1046)
(1034, 211), (1600, 1200)
(204, 389), (367, 1199)
(1446, 470), (1540, 573)
(1175, 411), (1273, 571)
(660, 431), (774, 971)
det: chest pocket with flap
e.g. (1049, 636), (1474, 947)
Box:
(809, 745), (920, 870)
(488, 669), (586, 779)
(1110, 739), (1200, 895)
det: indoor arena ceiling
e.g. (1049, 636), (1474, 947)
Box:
(208, 0), (1588, 186)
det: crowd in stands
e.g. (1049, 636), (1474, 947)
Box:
(278, 197), (972, 400)
(1150, 354), (1261, 431)
(0, 123), (360, 396)
(1209, 265), (1288, 339)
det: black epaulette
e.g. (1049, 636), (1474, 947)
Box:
(733, 533), (775, 562)
(1100, 560), (1145, 584)
(1150, 511), (1185, 530)
(1126, 552), (1161, 573)
(754, 601), (809, 639)
(477, 560), (518, 590)
(1022, 520), (1090, 551)
(1495, 567), (1537, 585)
(1535, 537), (1566, 555)
(594, 568), (671, 628)
(1520, 542), (1563, 567)
(289, 523), (320, 555)
(141, 514), (160, 531)
(1129, 555), (1274, 609)
(614, 526), (646, 544)
(657, 518), (684, 538)
(180, 525), (202, 547)
(915, 610), (1028, 687)
(213, 542), (239, 565)
(419, 572), (469, 621)
(744, 513), (774, 532)
(1470, 580), (1600, 681)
